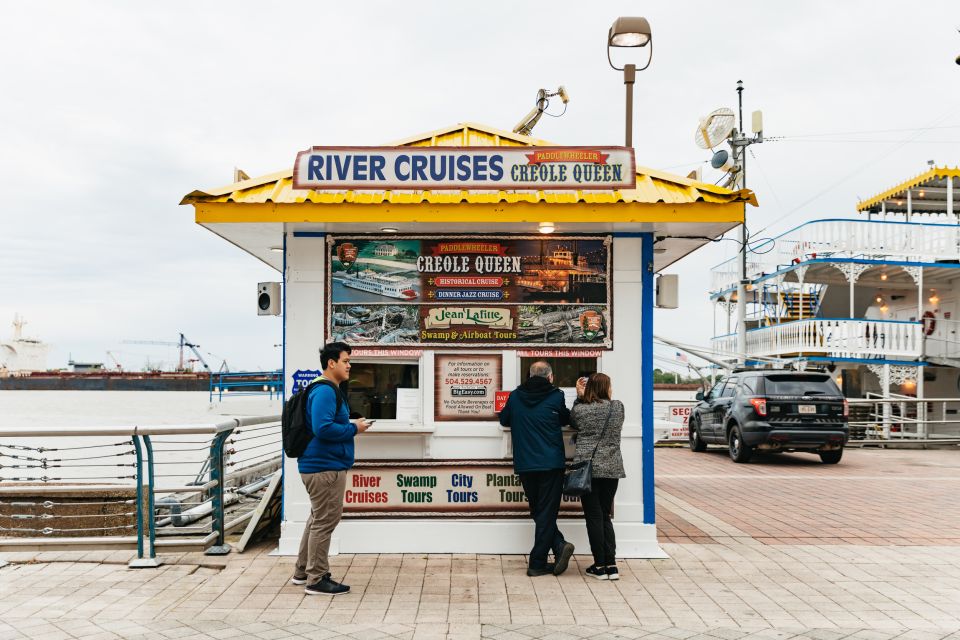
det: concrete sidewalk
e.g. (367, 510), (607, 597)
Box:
(2, 540), (959, 639)
(2, 448), (958, 639)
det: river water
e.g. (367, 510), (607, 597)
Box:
(0, 389), (696, 484)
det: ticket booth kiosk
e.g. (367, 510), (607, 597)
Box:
(182, 122), (755, 558)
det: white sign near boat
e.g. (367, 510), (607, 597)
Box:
(292, 146), (636, 191)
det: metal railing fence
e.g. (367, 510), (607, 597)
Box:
(650, 398), (960, 443)
(0, 415), (281, 567)
(209, 371), (283, 402)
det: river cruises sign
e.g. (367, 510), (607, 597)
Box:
(293, 146), (636, 190)
(326, 235), (612, 348)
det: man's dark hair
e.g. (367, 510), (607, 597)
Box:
(320, 342), (352, 370)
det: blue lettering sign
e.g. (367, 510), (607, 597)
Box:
(292, 369), (322, 394)
(308, 156), (324, 181)
(395, 155), (410, 180)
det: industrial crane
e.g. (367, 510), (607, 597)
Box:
(122, 333), (213, 372)
(105, 351), (123, 372)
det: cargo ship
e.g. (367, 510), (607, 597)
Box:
(0, 316), (276, 392)
(0, 370), (212, 391)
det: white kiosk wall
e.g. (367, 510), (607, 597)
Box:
(278, 233), (664, 558)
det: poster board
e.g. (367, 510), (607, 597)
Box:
(326, 235), (612, 349)
(434, 353), (502, 422)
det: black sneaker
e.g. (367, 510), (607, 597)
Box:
(553, 542), (575, 575)
(290, 574), (308, 585)
(304, 573), (350, 595)
(585, 564), (608, 580)
(606, 565), (619, 581)
(526, 563), (556, 577)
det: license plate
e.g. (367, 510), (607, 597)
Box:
(798, 404), (816, 415)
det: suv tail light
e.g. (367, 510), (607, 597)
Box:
(843, 399), (849, 417)
(749, 397), (767, 417)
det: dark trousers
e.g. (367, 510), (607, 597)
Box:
(519, 469), (566, 570)
(580, 477), (619, 566)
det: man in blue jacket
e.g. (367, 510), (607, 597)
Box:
(292, 342), (372, 595)
(499, 361), (575, 576)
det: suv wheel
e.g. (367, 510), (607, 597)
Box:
(728, 425), (753, 463)
(819, 448), (843, 464)
(689, 416), (707, 452)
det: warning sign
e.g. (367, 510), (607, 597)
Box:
(661, 405), (692, 441)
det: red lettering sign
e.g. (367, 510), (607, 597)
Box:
(495, 391), (511, 413)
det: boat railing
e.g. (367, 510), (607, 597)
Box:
(711, 219), (960, 293)
(924, 317), (960, 361)
(0, 415), (281, 567)
(711, 318), (923, 360)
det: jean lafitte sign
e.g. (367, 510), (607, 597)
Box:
(294, 146), (636, 190)
(423, 307), (512, 329)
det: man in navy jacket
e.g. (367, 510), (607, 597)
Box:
(499, 361), (575, 576)
(292, 342), (372, 595)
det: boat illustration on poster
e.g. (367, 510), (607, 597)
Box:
(330, 239), (421, 303)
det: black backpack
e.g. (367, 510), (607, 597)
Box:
(281, 378), (344, 459)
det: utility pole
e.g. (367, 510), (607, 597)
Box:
(729, 80), (763, 365)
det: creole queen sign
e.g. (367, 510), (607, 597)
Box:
(293, 146), (636, 190)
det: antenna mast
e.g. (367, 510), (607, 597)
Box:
(729, 80), (763, 365)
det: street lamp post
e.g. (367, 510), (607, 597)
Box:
(607, 17), (653, 148)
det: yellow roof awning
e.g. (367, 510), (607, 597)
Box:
(857, 166), (960, 215)
(181, 122), (757, 220)
(181, 122), (757, 273)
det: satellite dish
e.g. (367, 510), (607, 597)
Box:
(694, 107), (736, 149)
(710, 149), (731, 170)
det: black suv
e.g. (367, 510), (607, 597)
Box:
(689, 369), (849, 464)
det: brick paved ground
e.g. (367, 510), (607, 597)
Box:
(655, 448), (960, 546)
(1, 447), (958, 639)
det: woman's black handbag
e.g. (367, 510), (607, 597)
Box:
(562, 403), (613, 497)
(562, 460), (593, 497)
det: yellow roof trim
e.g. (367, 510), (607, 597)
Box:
(857, 166), (960, 212)
(195, 201), (746, 225)
(181, 121), (756, 208)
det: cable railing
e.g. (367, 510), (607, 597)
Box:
(0, 415), (281, 567)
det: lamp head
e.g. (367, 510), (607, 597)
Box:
(607, 17), (653, 72)
(608, 17), (652, 47)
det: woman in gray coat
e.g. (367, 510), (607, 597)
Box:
(571, 373), (625, 580)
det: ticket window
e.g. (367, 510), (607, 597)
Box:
(518, 357), (598, 387)
(346, 361), (420, 420)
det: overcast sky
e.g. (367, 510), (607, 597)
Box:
(2, 1), (959, 373)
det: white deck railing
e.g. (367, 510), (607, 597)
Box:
(712, 219), (960, 293)
(711, 318), (923, 360)
(926, 318), (960, 362)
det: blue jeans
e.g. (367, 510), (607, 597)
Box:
(519, 469), (566, 569)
